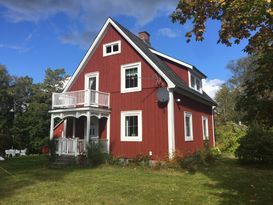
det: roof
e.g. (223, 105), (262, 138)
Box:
(112, 19), (216, 106)
(64, 17), (216, 106)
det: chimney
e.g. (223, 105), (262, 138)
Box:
(138, 31), (150, 46)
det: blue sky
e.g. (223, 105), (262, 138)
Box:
(0, 0), (247, 97)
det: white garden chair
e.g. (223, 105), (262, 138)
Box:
(20, 149), (27, 156)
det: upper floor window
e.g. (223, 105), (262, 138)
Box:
(189, 72), (202, 93)
(121, 62), (141, 93)
(103, 40), (121, 56)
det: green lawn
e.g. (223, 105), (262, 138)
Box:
(0, 156), (273, 205)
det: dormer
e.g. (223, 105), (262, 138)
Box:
(188, 70), (204, 93)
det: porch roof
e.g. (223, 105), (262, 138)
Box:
(49, 106), (111, 119)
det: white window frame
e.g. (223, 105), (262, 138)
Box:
(120, 62), (141, 93)
(188, 71), (203, 93)
(120, 110), (142, 142)
(184, 112), (193, 141)
(202, 116), (209, 140)
(103, 40), (121, 56)
(85, 72), (99, 91)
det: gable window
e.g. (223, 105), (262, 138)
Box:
(121, 62), (141, 93)
(103, 40), (121, 56)
(184, 112), (193, 141)
(121, 110), (142, 142)
(189, 72), (202, 93)
(202, 116), (209, 140)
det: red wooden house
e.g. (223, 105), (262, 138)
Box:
(49, 18), (216, 159)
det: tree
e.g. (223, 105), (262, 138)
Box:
(171, 0), (273, 54)
(12, 68), (68, 153)
(0, 65), (13, 153)
(215, 84), (238, 123)
(236, 51), (273, 127)
(226, 56), (257, 89)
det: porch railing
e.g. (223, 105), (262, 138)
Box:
(57, 138), (85, 156)
(52, 89), (110, 109)
(56, 138), (109, 156)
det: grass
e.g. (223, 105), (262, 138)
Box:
(0, 156), (273, 205)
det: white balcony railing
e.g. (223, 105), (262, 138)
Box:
(52, 89), (110, 108)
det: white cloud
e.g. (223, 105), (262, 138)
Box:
(158, 28), (179, 38)
(0, 43), (29, 52)
(0, 0), (178, 48)
(202, 79), (225, 99)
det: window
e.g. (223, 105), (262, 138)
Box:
(189, 72), (202, 92)
(202, 116), (209, 140)
(184, 112), (193, 141)
(121, 62), (141, 93)
(121, 111), (142, 141)
(103, 40), (121, 56)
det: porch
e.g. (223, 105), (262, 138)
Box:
(49, 100), (111, 156)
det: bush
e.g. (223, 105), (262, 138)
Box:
(176, 142), (221, 171)
(216, 121), (247, 153)
(236, 123), (273, 164)
(129, 154), (151, 166)
(48, 139), (57, 162)
(86, 140), (109, 167)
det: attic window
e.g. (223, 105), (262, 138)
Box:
(189, 73), (202, 93)
(103, 40), (121, 56)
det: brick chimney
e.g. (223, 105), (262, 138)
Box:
(138, 31), (150, 46)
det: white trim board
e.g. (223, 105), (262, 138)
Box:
(63, 18), (175, 92)
(167, 89), (175, 159)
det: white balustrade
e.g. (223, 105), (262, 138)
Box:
(56, 138), (108, 156)
(52, 89), (110, 108)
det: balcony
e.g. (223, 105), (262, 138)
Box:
(52, 89), (110, 109)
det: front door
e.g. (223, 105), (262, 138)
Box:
(89, 117), (99, 141)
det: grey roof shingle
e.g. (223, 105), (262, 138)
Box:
(112, 19), (216, 106)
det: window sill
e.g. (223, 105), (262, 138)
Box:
(121, 87), (142, 93)
(121, 137), (142, 142)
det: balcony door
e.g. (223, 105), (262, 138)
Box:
(85, 72), (99, 106)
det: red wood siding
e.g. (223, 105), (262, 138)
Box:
(68, 25), (169, 159)
(174, 93), (214, 156)
(53, 121), (64, 138)
(159, 57), (189, 85)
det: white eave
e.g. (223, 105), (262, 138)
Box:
(63, 18), (175, 92)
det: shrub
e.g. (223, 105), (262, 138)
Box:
(236, 123), (273, 164)
(178, 142), (222, 171)
(129, 154), (151, 166)
(216, 121), (247, 153)
(86, 140), (109, 167)
(48, 139), (57, 162)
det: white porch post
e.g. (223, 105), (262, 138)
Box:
(86, 111), (91, 144)
(50, 114), (54, 140)
(63, 118), (67, 138)
(106, 115), (110, 153)
(72, 118), (76, 139)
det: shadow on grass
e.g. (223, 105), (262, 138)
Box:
(197, 157), (273, 205)
(0, 155), (79, 201)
